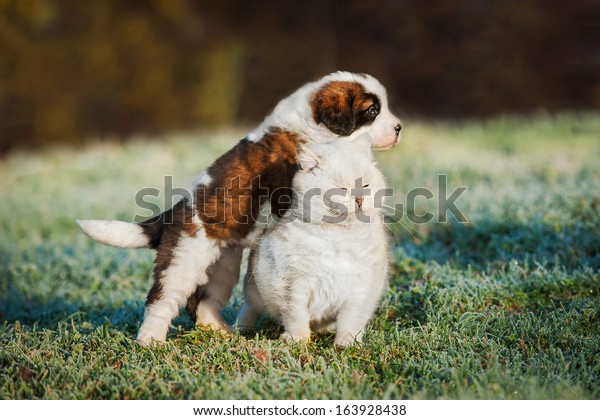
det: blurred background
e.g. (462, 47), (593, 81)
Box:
(0, 0), (598, 153)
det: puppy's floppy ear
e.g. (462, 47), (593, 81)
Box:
(297, 145), (321, 172)
(311, 81), (359, 136)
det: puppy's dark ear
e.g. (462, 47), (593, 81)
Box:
(311, 81), (359, 136)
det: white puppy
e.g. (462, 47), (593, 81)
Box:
(237, 136), (390, 346)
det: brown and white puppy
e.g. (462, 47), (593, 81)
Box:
(77, 71), (402, 346)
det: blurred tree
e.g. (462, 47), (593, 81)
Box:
(0, 0), (598, 152)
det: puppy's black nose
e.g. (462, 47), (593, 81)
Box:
(394, 124), (402, 136)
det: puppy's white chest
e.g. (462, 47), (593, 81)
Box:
(301, 227), (378, 322)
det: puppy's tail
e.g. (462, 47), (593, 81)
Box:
(77, 216), (164, 249)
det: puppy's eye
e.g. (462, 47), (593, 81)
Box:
(339, 187), (348, 191)
(366, 106), (378, 116)
(362, 184), (370, 188)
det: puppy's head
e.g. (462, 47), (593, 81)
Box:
(295, 137), (387, 223)
(310, 72), (402, 150)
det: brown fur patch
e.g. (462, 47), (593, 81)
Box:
(140, 129), (303, 307)
(310, 81), (381, 136)
(195, 128), (304, 241)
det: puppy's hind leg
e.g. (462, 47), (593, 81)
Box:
(137, 227), (222, 346)
(234, 249), (262, 331)
(235, 303), (260, 332)
(186, 245), (243, 333)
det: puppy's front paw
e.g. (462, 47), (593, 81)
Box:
(281, 331), (310, 343)
(334, 331), (362, 347)
(136, 330), (167, 347)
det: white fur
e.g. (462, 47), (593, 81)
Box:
(237, 137), (390, 346)
(76, 220), (149, 248)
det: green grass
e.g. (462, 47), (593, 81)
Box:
(1, 114), (599, 399)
